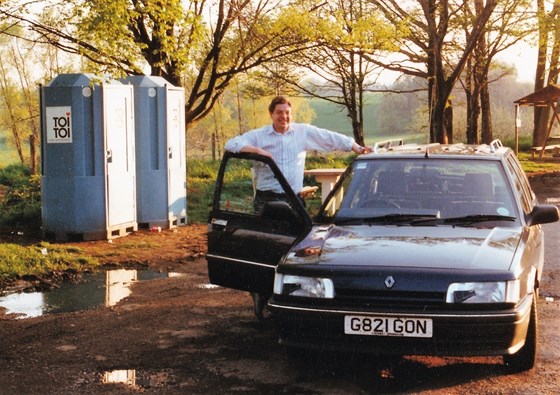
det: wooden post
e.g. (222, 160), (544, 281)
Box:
(514, 104), (519, 155)
(29, 134), (37, 174)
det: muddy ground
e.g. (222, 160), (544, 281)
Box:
(1, 223), (560, 394)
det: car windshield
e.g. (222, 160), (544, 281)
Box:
(324, 158), (519, 226)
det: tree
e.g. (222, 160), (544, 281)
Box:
(533, 0), (560, 146)
(0, 24), (44, 170)
(263, 0), (402, 145)
(0, 68), (25, 164)
(0, 0), (318, 129)
(376, 76), (425, 137)
(460, 0), (533, 144)
(366, 0), (498, 143)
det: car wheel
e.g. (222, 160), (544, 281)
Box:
(251, 292), (271, 321)
(503, 293), (537, 372)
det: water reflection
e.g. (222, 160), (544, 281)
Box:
(103, 369), (136, 386)
(102, 369), (173, 389)
(0, 269), (176, 319)
(0, 292), (44, 318)
(106, 269), (136, 307)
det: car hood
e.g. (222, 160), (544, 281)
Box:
(286, 225), (523, 271)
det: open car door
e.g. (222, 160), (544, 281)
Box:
(206, 152), (312, 296)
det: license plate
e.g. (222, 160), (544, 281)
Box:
(344, 315), (433, 338)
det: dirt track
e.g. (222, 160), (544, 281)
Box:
(1, 218), (560, 394)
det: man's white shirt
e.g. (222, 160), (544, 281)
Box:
(225, 123), (354, 194)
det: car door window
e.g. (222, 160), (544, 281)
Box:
(218, 157), (258, 215)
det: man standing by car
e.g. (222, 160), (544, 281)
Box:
(225, 95), (369, 214)
(224, 95), (370, 319)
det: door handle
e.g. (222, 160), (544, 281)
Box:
(106, 149), (113, 163)
(211, 218), (227, 231)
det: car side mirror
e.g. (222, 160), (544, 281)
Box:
(261, 201), (301, 223)
(525, 204), (560, 226)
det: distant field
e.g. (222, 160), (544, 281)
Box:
(307, 96), (380, 137)
(308, 96), (423, 145)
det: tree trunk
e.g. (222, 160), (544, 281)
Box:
(444, 100), (453, 144)
(211, 131), (217, 161)
(348, 52), (365, 146)
(431, 96), (449, 144)
(30, 135), (37, 175)
(534, 0), (551, 146)
(357, 54), (365, 146)
(430, 74), (453, 144)
(480, 83), (492, 143)
(466, 89), (480, 144)
(474, 0), (491, 145)
(465, 55), (480, 145)
(236, 81), (244, 135)
(537, 1), (560, 147)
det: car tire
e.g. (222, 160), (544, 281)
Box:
(503, 293), (538, 372)
(251, 292), (271, 321)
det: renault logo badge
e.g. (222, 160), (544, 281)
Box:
(384, 275), (395, 288)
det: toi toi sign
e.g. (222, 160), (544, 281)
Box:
(46, 106), (72, 143)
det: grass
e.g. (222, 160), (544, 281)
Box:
(0, 139), (20, 168)
(518, 153), (560, 173)
(0, 242), (98, 288)
(308, 97), (374, 136)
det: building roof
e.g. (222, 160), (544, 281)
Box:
(514, 84), (560, 106)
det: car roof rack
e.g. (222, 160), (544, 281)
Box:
(373, 139), (404, 153)
(489, 139), (503, 153)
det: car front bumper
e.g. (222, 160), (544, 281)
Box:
(268, 294), (533, 357)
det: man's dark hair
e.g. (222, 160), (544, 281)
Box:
(268, 95), (291, 113)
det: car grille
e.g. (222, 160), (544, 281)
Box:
(324, 288), (513, 312)
(334, 288), (446, 309)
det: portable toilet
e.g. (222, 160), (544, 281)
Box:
(40, 73), (137, 241)
(121, 75), (187, 229)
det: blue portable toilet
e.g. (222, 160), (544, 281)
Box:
(121, 75), (187, 229)
(40, 73), (137, 241)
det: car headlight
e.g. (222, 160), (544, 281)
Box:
(446, 280), (520, 303)
(274, 274), (334, 298)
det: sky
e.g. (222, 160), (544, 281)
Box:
(503, 42), (538, 83)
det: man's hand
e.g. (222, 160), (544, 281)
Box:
(352, 143), (372, 154)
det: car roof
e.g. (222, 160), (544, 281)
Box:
(361, 139), (512, 160)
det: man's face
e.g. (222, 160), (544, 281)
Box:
(270, 103), (292, 133)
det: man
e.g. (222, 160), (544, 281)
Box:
(225, 95), (370, 214)
(225, 95), (370, 320)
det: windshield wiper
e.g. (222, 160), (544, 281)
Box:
(335, 213), (439, 226)
(444, 214), (516, 226)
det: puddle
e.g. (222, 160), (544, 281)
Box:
(102, 369), (175, 389)
(196, 283), (221, 289)
(545, 197), (560, 204)
(0, 269), (181, 319)
(103, 370), (136, 386)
